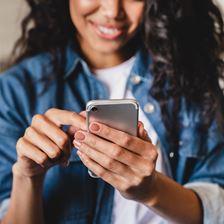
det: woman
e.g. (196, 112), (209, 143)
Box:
(0, 0), (224, 223)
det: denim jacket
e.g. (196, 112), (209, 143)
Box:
(0, 44), (224, 223)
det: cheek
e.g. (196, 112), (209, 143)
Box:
(69, 0), (98, 24)
(126, 4), (145, 30)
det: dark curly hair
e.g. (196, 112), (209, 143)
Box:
(145, 0), (224, 153)
(8, 0), (224, 158)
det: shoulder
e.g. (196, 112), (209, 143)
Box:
(0, 52), (54, 84)
(0, 53), (55, 115)
(0, 53), (55, 126)
(0, 43), (81, 85)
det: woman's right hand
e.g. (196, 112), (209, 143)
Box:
(13, 108), (86, 178)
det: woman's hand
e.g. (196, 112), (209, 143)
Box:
(14, 108), (86, 178)
(73, 120), (158, 204)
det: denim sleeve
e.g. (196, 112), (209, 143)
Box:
(185, 182), (224, 224)
(0, 199), (10, 220)
(0, 73), (28, 201)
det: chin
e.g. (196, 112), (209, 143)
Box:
(93, 43), (124, 54)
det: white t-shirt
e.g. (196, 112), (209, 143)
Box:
(94, 57), (167, 224)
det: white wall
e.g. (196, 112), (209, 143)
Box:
(0, 0), (28, 62)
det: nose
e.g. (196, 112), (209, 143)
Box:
(100, 0), (124, 20)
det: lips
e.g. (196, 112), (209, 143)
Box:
(89, 21), (126, 40)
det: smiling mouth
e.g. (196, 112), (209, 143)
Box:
(90, 22), (125, 40)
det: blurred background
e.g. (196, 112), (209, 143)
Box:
(0, 0), (28, 64)
(0, 0), (224, 64)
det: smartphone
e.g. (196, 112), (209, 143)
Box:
(86, 99), (139, 178)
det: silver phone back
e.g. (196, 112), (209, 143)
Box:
(86, 99), (139, 136)
(86, 99), (139, 178)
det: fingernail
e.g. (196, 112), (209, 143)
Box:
(70, 126), (77, 133)
(138, 121), (143, 128)
(90, 123), (100, 132)
(73, 140), (81, 149)
(75, 131), (85, 141)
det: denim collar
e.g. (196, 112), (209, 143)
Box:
(63, 43), (152, 81)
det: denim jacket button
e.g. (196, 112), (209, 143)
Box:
(131, 74), (141, 84)
(169, 152), (175, 158)
(144, 103), (155, 113)
(179, 141), (183, 146)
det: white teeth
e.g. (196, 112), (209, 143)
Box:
(98, 26), (120, 34)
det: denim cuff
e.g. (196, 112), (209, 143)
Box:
(0, 198), (10, 220)
(185, 182), (224, 224)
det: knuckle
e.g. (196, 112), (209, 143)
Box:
(32, 114), (45, 126)
(101, 125), (110, 136)
(71, 112), (83, 129)
(105, 158), (114, 169)
(16, 138), (25, 154)
(24, 127), (34, 138)
(150, 149), (158, 161)
(49, 147), (61, 159)
(89, 136), (97, 147)
(122, 134), (132, 147)
(57, 134), (69, 149)
(111, 146), (123, 158)
(37, 154), (48, 165)
(97, 168), (106, 178)
(70, 112), (78, 119)
(142, 164), (154, 177)
(16, 137), (23, 148)
(45, 108), (57, 117)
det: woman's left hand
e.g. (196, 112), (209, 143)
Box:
(73, 119), (158, 204)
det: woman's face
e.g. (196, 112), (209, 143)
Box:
(69, 0), (145, 57)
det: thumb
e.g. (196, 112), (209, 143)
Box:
(137, 121), (152, 142)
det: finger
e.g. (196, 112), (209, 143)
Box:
(138, 121), (145, 138)
(74, 131), (151, 173)
(77, 150), (126, 190)
(24, 127), (66, 161)
(79, 111), (86, 118)
(44, 108), (86, 130)
(137, 121), (152, 142)
(88, 122), (155, 157)
(143, 129), (152, 142)
(67, 111), (87, 136)
(67, 125), (79, 138)
(16, 138), (50, 168)
(75, 142), (135, 179)
(31, 116), (71, 159)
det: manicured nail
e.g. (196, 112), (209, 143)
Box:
(70, 126), (78, 133)
(75, 131), (85, 141)
(90, 123), (100, 132)
(138, 121), (143, 128)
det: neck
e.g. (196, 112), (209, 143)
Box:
(79, 38), (140, 70)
